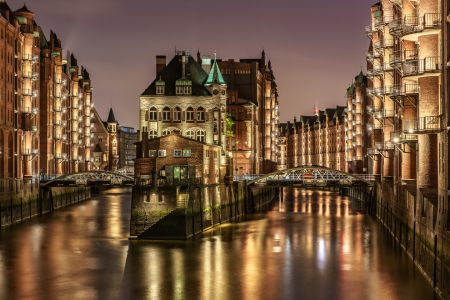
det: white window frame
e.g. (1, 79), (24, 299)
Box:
(184, 86), (191, 94)
(173, 107), (181, 121)
(149, 129), (157, 139)
(162, 129), (171, 136)
(149, 107), (157, 120)
(186, 130), (195, 139)
(186, 108), (194, 121)
(158, 150), (166, 157)
(174, 150), (182, 157)
(196, 130), (205, 142)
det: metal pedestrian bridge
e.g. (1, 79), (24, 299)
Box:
(234, 166), (374, 187)
(40, 171), (134, 187)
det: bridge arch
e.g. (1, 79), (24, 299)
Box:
(247, 166), (372, 187)
(40, 171), (134, 187)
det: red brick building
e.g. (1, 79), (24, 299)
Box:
(134, 132), (224, 185)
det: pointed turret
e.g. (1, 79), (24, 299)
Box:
(107, 106), (116, 123)
(205, 53), (226, 86)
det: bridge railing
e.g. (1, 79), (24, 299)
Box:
(234, 173), (375, 183)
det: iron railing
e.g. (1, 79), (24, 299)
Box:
(403, 56), (441, 76)
(403, 115), (442, 132)
(389, 84), (419, 97)
(390, 130), (418, 143)
(403, 13), (441, 36)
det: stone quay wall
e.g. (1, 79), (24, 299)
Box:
(346, 183), (450, 300)
(130, 182), (276, 239)
(0, 185), (91, 227)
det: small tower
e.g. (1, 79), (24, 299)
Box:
(107, 106), (117, 133)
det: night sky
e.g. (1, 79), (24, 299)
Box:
(19, 0), (373, 129)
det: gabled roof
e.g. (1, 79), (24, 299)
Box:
(39, 27), (48, 49)
(205, 56), (226, 86)
(71, 53), (78, 67)
(53, 32), (61, 49)
(1, 2), (17, 25)
(93, 143), (102, 153)
(141, 55), (211, 96)
(107, 107), (116, 123)
(84, 69), (90, 80)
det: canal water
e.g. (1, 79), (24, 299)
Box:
(0, 187), (438, 300)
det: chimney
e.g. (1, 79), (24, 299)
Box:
(156, 55), (166, 78)
(182, 55), (186, 78)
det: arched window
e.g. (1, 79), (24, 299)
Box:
(173, 107), (181, 121)
(162, 129), (171, 136)
(197, 107), (204, 121)
(186, 130), (195, 139)
(149, 129), (157, 139)
(163, 107), (170, 121)
(149, 107), (157, 121)
(186, 107), (194, 121)
(196, 130), (205, 142)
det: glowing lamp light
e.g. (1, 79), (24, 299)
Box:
(409, 129), (413, 133)
(394, 139), (399, 142)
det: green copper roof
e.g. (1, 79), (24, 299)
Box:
(155, 76), (165, 86)
(205, 56), (226, 86)
(333, 111), (338, 118)
(355, 68), (365, 83)
(175, 77), (192, 86)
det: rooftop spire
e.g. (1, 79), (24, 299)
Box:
(205, 52), (226, 86)
(107, 106), (116, 123)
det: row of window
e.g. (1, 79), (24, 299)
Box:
(142, 129), (206, 143)
(145, 107), (206, 122)
(151, 149), (191, 158)
(156, 86), (191, 95)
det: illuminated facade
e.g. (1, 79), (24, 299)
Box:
(139, 51), (227, 165)
(218, 51), (279, 174)
(0, 2), (95, 202)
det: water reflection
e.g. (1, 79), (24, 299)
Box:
(0, 187), (438, 300)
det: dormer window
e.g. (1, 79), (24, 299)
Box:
(155, 76), (165, 95)
(176, 77), (192, 95)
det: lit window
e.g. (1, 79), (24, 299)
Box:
(196, 130), (205, 142)
(186, 130), (195, 139)
(149, 129), (157, 139)
(183, 150), (191, 157)
(158, 150), (166, 157)
(174, 150), (182, 157)
(197, 107), (204, 121)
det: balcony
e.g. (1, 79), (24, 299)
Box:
(373, 109), (394, 119)
(25, 125), (38, 132)
(403, 115), (442, 133)
(366, 122), (382, 131)
(390, 130), (418, 144)
(389, 84), (419, 98)
(22, 89), (38, 98)
(402, 14), (441, 41)
(403, 57), (441, 78)
(389, 49), (418, 66)
(368, 86), (387, 98)
(375, 141), (395, 151)
(22, 106), (38, 115)
(365, 25), (375, 37)
(353, 109), (361, 114)
(351, 98), (361, 104)
(367, 148), (380, 156)
(388, 18), (403, 36)
(373, 39), (394, 52)
(353, 156), (362, 161)
(23, 148), (39, 156)
(374, 15), (394, 31)
(366, 51), (381, 62)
